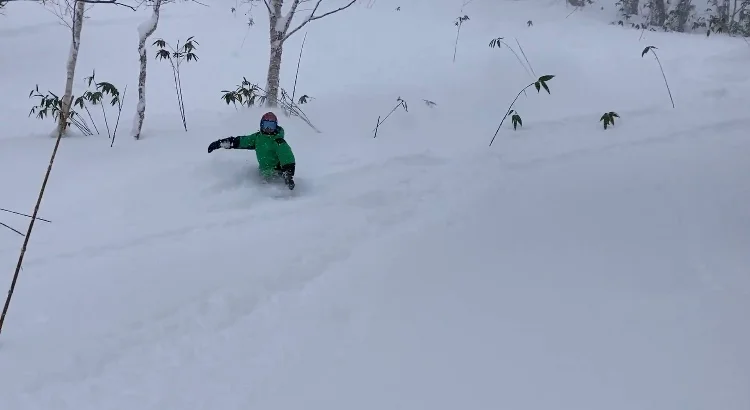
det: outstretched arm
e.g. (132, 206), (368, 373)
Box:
(207, 133), (258, 153)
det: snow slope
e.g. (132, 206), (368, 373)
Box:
(1, 0), (749, 408)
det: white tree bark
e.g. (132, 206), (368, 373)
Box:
(263, 0), (357, 107)
(132, 0), (163, 140)
(57, 0), (85, 137)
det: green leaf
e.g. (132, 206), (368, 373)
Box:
(89, 91), (103, 105)
(541, 81), (550, 94)
(534, 81), (541, 92)
(156, 49), (171, 60)
(97, 82), (119, 96)
(537, 74), (555, 82)
(511, 114), (522, 130)
(641, 46), (655, 57)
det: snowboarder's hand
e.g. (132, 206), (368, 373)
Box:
(208, 137), (237, 153)
(207, 140), (222, 153)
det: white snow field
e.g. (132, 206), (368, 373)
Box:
(1, 0), (749, 408)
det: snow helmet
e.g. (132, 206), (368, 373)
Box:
(260, 112), (278, 134)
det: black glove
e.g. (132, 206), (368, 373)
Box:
(208, 137), (238, 153)
(280, 163), (295, 190)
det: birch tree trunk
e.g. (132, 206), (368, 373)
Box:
(133, 0), (163, 140)
(265, 0), (285, 107)
(57, 0), (85, 138)
(266, 36), (284, 107)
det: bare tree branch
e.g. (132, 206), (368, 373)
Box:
(4, 0), (137, 10)
(283, 0), (356, 41)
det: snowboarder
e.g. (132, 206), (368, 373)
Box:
(207, 112), (296, 190)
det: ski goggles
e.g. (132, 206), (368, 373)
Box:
(261, 120), (277, 131)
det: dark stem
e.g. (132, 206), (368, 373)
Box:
(69, 114), (91, 136)
(175, 65), (187, 131)
(99, 102), (112, 138)
(111, 85), (127, 148)
(651, 52), (674, 108)
(515, 38), (536, 76)
(373, 115), (381, 138)
(372, 102), (406, 137)
(0, 208), (51, 223)
(453, 22), (462, 63)
(83, 105), (100, 135)
(500, 40), (531, 77)
(0, 115), (67, 336)
(489, 83), (533, 147)
(0, 222), (24, 237)
(290, 32), (308, 117)
(168, 59), (183, 130)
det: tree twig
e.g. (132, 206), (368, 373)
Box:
(0, 222), (24, 237)
(283, 0), (357, 42)
(289, 31), (308, 116)
(0, 207), (51, 223)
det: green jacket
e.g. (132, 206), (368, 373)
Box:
(235, 126), (295, 177)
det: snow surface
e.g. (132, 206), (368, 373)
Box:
(1, 0), (749, 408)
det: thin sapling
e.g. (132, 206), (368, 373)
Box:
(641, 46), (674, 108)
(76, 70), (125, 141)
(289, 32), (308, 117)
(373, 97), (408, 138)
(489, 37), (532, 77)
(154, 36), (199, 131)
(514, 38), (536, 76)
(453, 15), (470, 63)
(489, 75), (554, 146)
